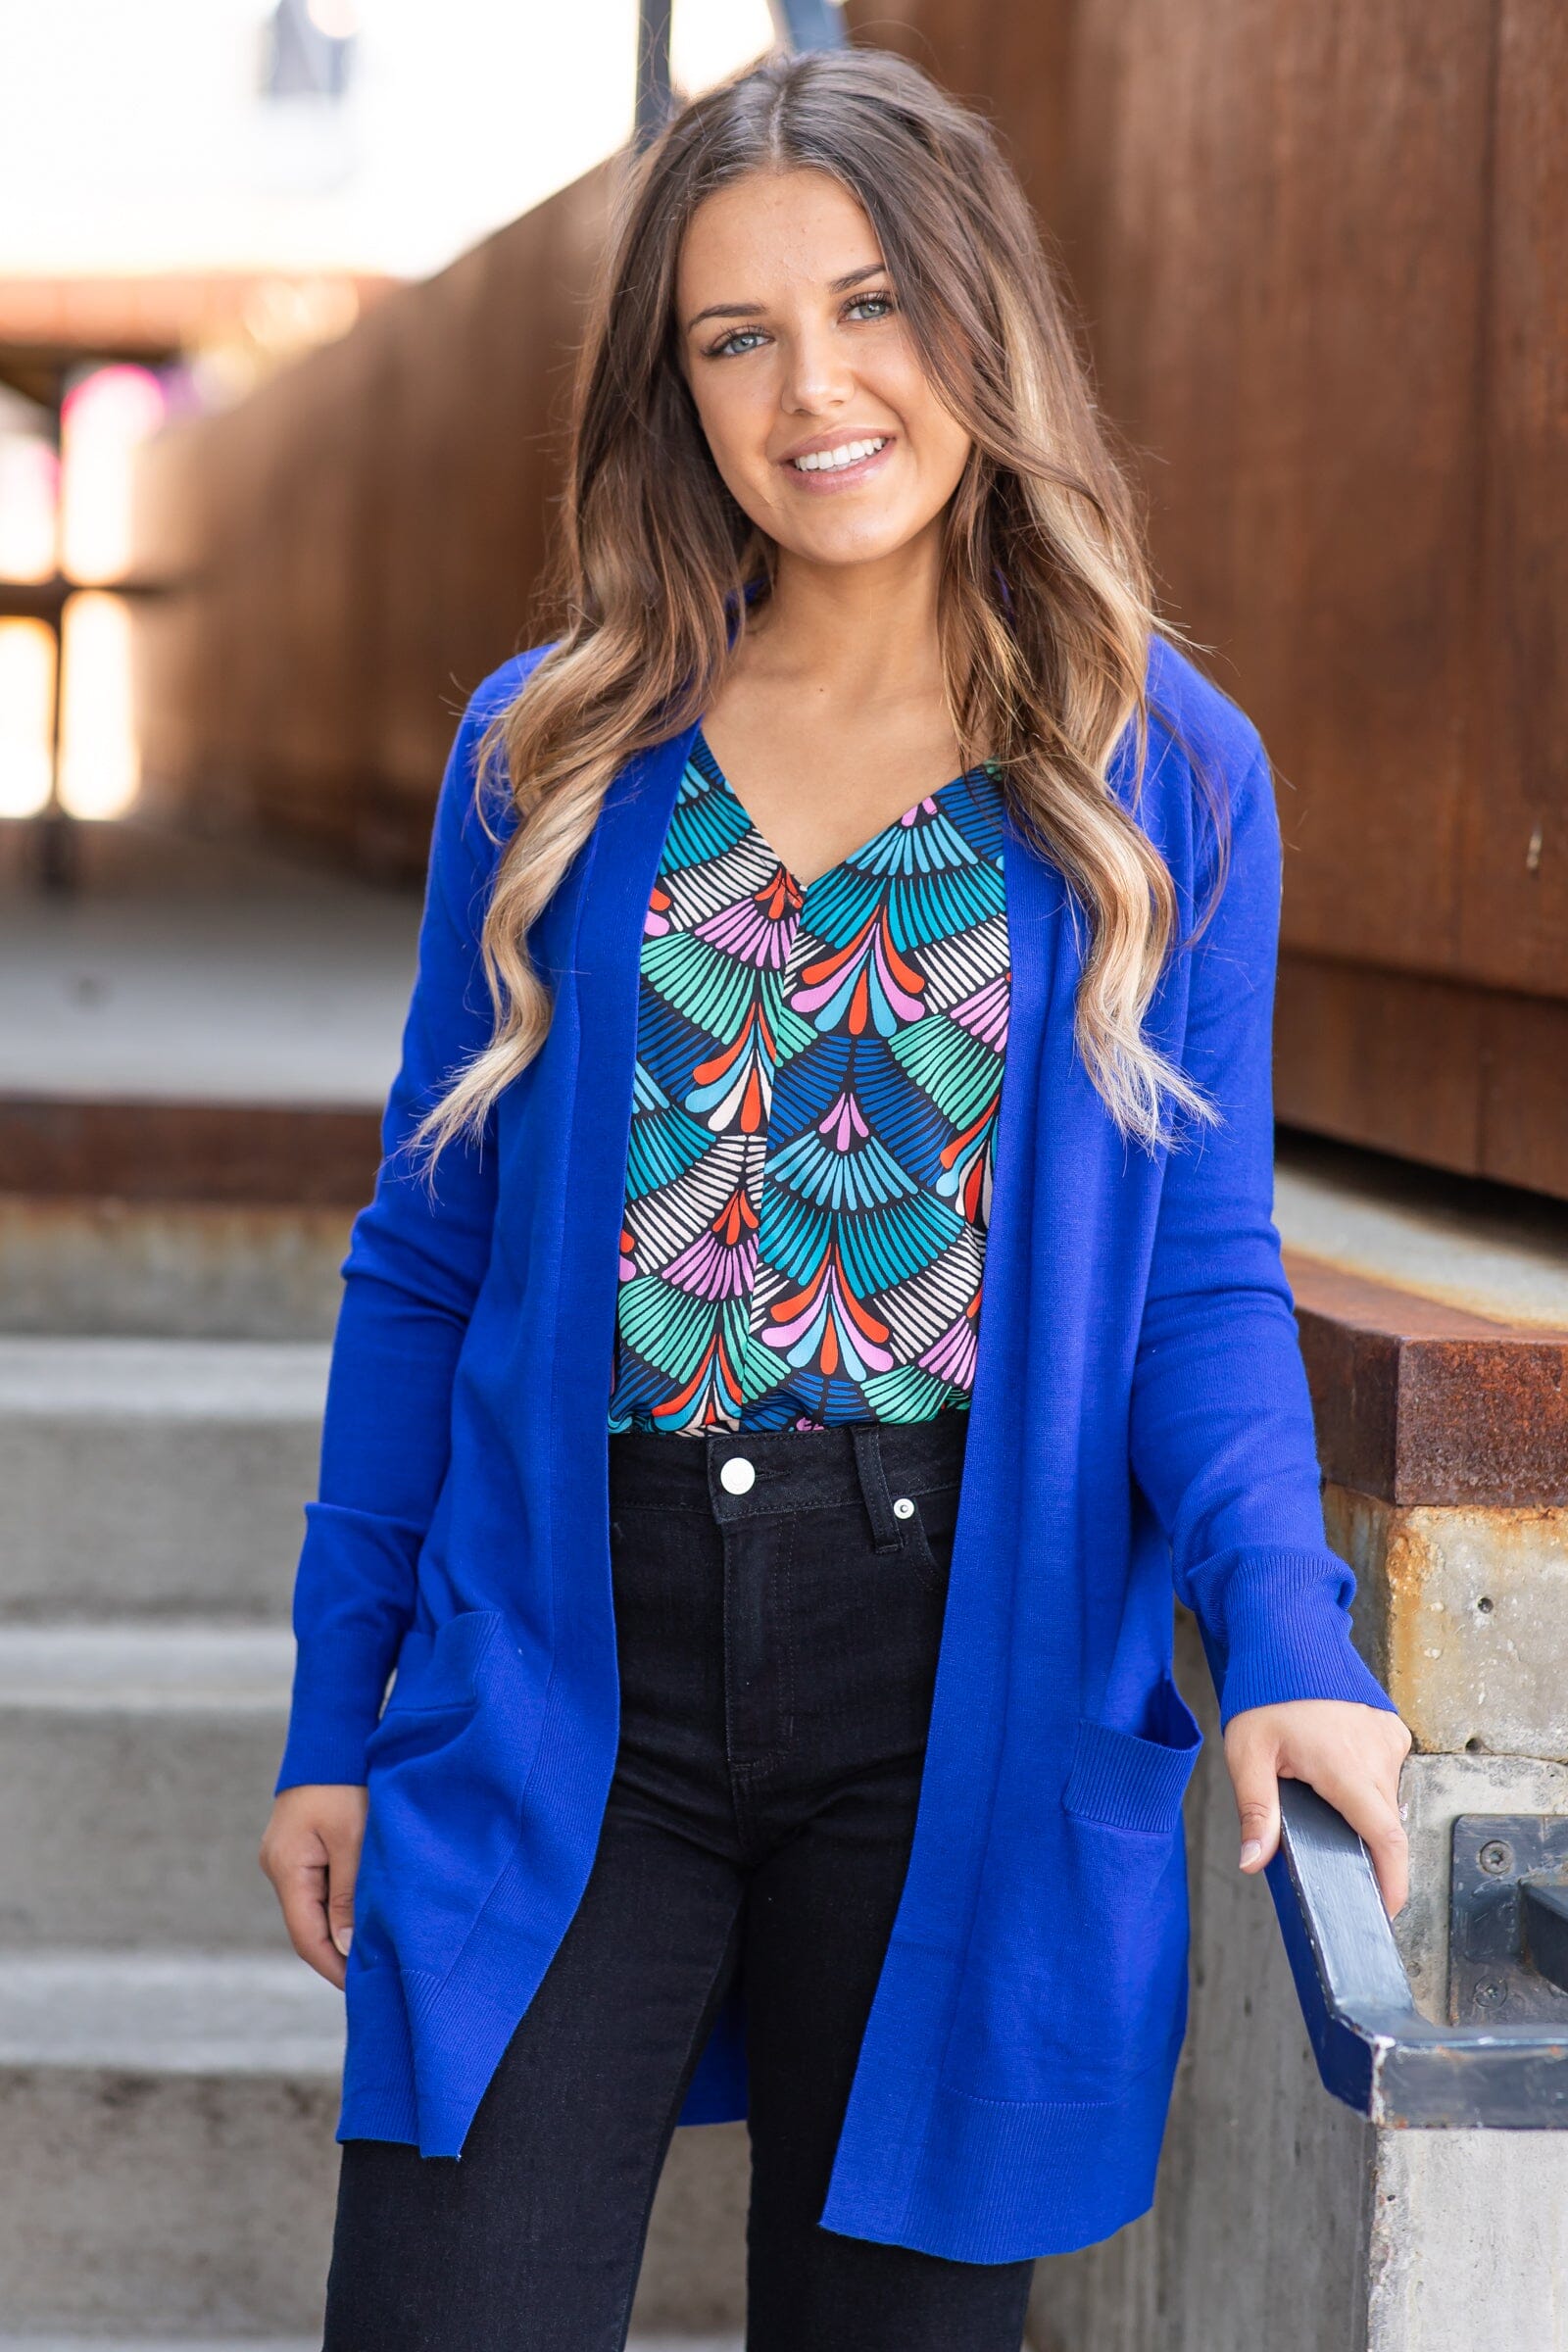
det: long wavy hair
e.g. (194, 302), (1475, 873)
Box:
(410, 44), (1228, 1175)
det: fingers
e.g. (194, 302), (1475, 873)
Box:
(1225, 1702), (1413, 1919)
(325, 1820), (360, 1962)
(1298, 1742), (1411, 1919)
(1225, 1731), (1283, 1877)
(275, 1846), (347, 1991)
(258, 1787), (368, 1992)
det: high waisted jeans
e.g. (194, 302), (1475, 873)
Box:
(320, 1414), (1038, 2351)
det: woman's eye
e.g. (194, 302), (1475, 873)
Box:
(708, 327), (768, 359)
(846, 292), (896, 322)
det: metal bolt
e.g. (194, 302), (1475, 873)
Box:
(1475, 1980), (1506, 2006)
(1479, 1841), (1514, 1877)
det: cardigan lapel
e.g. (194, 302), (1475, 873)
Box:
(546, 721), (701, 1685)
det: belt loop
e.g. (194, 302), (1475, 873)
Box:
(851, 1424), (905, 1555)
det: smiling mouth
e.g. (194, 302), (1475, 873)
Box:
(785, 435), (891, 475)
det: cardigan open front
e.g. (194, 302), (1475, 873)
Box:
(275, 633), (1397, 2262)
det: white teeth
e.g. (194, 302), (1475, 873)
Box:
(791, 436), (887, 472)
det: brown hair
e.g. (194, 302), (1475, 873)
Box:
(411, 43), (1227, 1172)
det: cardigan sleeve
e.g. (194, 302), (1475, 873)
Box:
(273, 678), (518, 1791)
(1128, 738), (1401, 1733)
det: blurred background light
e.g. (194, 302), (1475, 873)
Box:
(0, 619), (57, 818)
(671, 0), (776, 99)
(0, 0), (645, 283)
(0, 0), (785, 836)
(58, 593), (139, 819)
(59, 366), (169, 587)
(0, 428), (59, 584)
(305, 0), (360, 37)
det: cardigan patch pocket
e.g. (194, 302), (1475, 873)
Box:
(380, 1606), (501, 1712)
(363, 1609), (502, 1764)
(1061, 1686), (1203, 1838)
(356, 1607), (543, 1983)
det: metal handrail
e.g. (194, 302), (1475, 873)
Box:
(1270, 1779), (1568, 2128)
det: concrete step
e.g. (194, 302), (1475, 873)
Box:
(0, 2341), (318, 2351)
(0, 1625), (291, 1945)
(0, 1336), (325, 1619)
(0, 2341), (741, 2351)
(0, 1194), (352, 1342)
(0, 1950), (342, 2076)
(0, 1951), (747, 2340)
(0, 1951), (340, 2336)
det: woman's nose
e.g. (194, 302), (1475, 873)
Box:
(779, 324), (856, 415)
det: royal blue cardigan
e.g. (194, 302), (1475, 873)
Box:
(275, 632), (1397, 2262)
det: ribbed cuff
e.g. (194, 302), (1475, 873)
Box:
(1214, 1546), (1398, 1729)
(274, 1682), (382, 1791)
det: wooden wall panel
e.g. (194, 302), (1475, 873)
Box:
(848, 0), (1567, 1195)
(1273, 956), (1488, 1179)
(132, 164), (612, 878)
(851, 0), (1495, 976)
(845, 1), (1076, 229)
(1457, 0), (1568, 999)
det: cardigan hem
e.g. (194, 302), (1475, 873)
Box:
(816, 2047), (1183, 2263)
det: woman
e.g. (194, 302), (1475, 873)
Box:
(261, 44), (1411, 2352)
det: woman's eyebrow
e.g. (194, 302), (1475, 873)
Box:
(684, 261), (890, 335)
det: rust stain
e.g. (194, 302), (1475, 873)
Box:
(1326, 1490), (1568, 1756)
(1290, 1250), (1568, 1508)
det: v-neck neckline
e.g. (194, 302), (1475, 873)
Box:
(692, 725), (996, 898)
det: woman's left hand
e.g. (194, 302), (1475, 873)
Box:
(1224, 1699), (1414, 1917)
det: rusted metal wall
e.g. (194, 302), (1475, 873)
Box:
(133, 165), (612, 877)
(849, 0), (1568, 1199)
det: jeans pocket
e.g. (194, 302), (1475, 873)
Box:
(899, 1481), (961, 1594)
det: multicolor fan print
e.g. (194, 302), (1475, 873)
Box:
(607, 728), (1011, 1437)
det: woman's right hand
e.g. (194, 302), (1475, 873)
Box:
(259, 1784), (368, 1990)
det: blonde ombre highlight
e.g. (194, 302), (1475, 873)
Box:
(409, 47), (1228, 1176)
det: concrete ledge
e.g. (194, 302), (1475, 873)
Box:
(0, 2051), (341, 2332)
(1326, 1487), (1568, 1759)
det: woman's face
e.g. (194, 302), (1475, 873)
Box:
(675, 167), (973, 572)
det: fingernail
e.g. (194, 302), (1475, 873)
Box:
(333, 1928), (353, 1957)
(1239, 1839), (1263, 1869)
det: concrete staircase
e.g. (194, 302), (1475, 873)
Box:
(0, 1236), (747, 2344)
(0, 1317), (341, 2338)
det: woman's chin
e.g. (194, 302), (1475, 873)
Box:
(769, 512), (942, 572)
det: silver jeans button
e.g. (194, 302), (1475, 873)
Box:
(893, 1496), (915, 1519)
(719, 1455), (757, 1494)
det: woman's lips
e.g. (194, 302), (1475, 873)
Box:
(779, 435), (897, 492)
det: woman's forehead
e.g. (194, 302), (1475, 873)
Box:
(676, 170), (880, 311)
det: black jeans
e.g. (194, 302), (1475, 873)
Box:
(321, 1415), (1037, 2351)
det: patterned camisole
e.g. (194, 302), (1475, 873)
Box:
(606, 727), (1011, 1436)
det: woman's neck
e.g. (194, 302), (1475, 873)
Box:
(738, 527), (946, 717)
